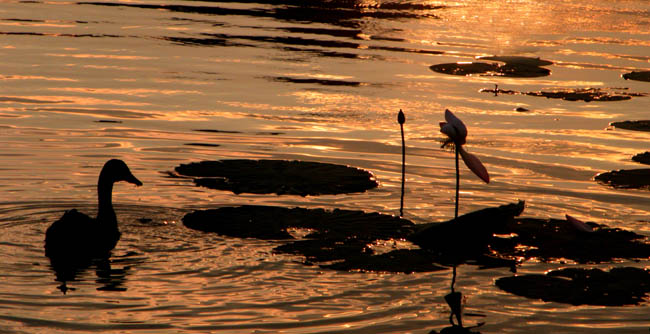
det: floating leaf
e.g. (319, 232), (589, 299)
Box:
(623, 71), (650, 82)
(182, 205), (451, 273)
(320, 249), (448, 274)
(497, 267), (650, 306)
(481, 87), (645, 102)
(430, 62), (500, 76)
(408, 201), (525, 261)
(477, 56), (553, 67)
(492, 216), (650, 263)
(183, 205), (414, 241)
(632, 152), (650, 165)
(525, 88), (636, 101)
(174, 159), (378, 196)
(595, 168), (650, 189)
(184, 202), (650, 273)
(610, 120), (650, 132)
(430, 57), (552, 78)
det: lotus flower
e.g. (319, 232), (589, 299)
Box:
(440, 109), (489, 183)
(440, 109), (489, 218)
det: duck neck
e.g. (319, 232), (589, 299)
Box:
(97, 178), (117, 226)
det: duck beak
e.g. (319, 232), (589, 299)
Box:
(125, 173), (143, 187)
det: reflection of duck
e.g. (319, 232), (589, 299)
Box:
(45, 159), (142, 259)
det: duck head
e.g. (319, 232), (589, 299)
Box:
(100, 159), (143, 186)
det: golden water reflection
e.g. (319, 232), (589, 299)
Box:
(1, 0), (649, 333)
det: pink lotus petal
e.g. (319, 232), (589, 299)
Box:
(459, 147), (489, 183)
(444, 109), (467, 145)
(565, 214), (594, 233)
(440, 122), (458, 139)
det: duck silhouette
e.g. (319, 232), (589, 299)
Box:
(45, 159), (142, 261)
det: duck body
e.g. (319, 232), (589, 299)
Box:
(44, 159), (142, 262)
(45, 209), (121, 259)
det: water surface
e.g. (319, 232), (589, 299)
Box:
(1, 0), (649, 333)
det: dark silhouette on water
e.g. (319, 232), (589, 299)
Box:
(44, 159), (142, 292)
(480, 86), (644, 102)
(632, 152), (650, 165)
(430, 57), (552, 78)
(609, 120), (650, 132)
(496, 267), (650, 306)
(429, 266), (484, 334)
(595, 147), (650, 190)
(622, 70), (650, 82)
(173, 159), (377, 196)
(435, 111), (491, 333)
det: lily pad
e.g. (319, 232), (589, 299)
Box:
(320, 249), (448, 273)
(430, 62), (550, 78)
(275, 240), (450, 273)
(632, 152), (650, 165)
(430, 62), (500, 76)
(481, 87), (645, 102)
(181, 205), (516, 273)
(182, 202), (650, 272)
(525, 88), (637, 102)
(609, 120), (650, 132)
(430, 325), (481, 334)
(183, 206), (294, 239)
(274, 238), (370, 263)
(595, 168), (650, 189)
(623, 71), (650, 82)
(477, 56), (553, 67)
(410, 200), (650, 264)
(492, 217), (650, 263)
(496, 267), (650, 306)
(184, 143), (220, 147)
(271, 76), (362, 87)
(183, 205), (452, 273)
(174, 159), (378, 196)
(407, 201), (526, 261)
(182, 205), (415, 241)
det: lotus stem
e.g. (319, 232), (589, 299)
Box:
(455, 145), (460, 219)
(446, 267), (462, 327)
(451, 265), (457, 293)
